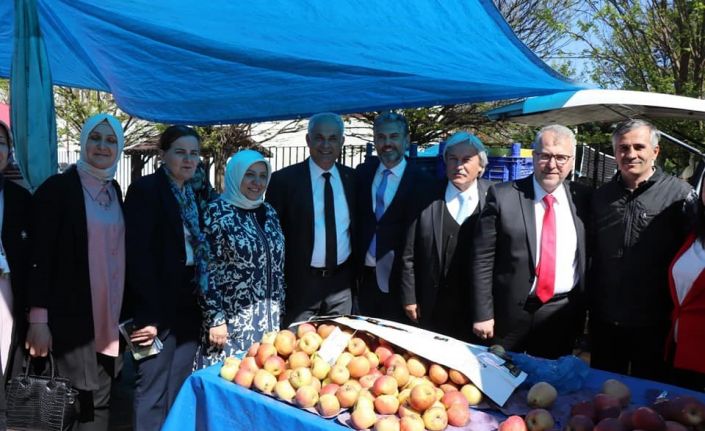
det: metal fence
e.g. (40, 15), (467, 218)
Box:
(575, 144), (617, 186)
(58, 150), (159, 193)
(266, 144), (369, 171)
(56, 143), (370, 194)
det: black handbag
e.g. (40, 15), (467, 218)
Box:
(5, 353), (80, 431)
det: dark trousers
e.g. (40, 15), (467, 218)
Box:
(495, 295), (582, 359)
(73, 353), (114, 431)
(133, 270), (200, 431)
(283, 261), (353, 326)
(357, 267), (407, 324)
(590, 319), (669, 382)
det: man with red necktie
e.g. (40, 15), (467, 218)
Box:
(471, 125), (591, 358)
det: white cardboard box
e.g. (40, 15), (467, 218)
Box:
(304, 315), (527, 406)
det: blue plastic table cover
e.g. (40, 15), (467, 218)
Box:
(163, 364), (705, 431)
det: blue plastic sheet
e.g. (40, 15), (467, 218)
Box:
(0, 1), (586, 125)
(512, 353), (591, 393)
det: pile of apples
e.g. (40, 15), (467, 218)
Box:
(498, 378), (705, 431)
(219, 322), (484, 430)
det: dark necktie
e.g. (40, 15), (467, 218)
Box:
(322, 172), (337, 269)
(536, 194), (556, 302)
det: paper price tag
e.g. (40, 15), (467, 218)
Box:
(317, 327), (350, 365)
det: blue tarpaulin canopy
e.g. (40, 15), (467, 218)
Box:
(0, 0), (586, 125)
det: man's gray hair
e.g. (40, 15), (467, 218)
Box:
(533, 124), (577, 154)
(443, 131), (488, 174)
(307, 112), (345, 136)
(611, 119), (659, 149)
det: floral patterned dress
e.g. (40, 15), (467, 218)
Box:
(194, 199), (286, 368)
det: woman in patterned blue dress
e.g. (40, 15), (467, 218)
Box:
(195, 149), (286, 368)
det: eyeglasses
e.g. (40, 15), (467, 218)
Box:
(534, 152), (573, 166)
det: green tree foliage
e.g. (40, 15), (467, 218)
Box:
(570, 0), (705, 173)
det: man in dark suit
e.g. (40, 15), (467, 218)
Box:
(267, 112), (356, 325)
(400, 131), (491, 340)
(471, 125), (590, 358)
(355, 112), (436, 322)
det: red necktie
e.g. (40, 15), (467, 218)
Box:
(536, 194), (556, 303)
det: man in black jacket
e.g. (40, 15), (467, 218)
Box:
(400, 131), (491, 339)
(471, 125), (590, 358)
(267, 113), (356, 325)
(590, 119), (694, 381)
(355, 112), (436, 322)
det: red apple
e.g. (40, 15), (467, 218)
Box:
(428, 364), (448, 385)
(595, 417), (625, 431)
(347, 337), (368, 355)
(375, 415), (401, 431)
(449, 369), (470, 385)
(572, 400), (597, 422)
(594, 393), (622, 420)
(499, 415), (528, 431)
(348, 355), (371, 379)
(400, 415), (425, 431)
(409, 383), (436, 412)
(287, 350), (311, 369)
(274, 330), (297, 357)
(336, 382), (360, 408)
(263, 355), (286, 376)
(441, 390), (469, 409)
(406, 356), (427, 377)
(567, 415), (596, 431)
(373, 375), (399, 396)
(317, 393), (340, 416)
(234, 368), (255, 388)
(447, 403), (471, 427)
(632, 407), (666, 431)
(253, 369), (277, 394)
(423, 406), (448, 431)
(246, 342), (260, 357)
(329, 363), (351, 385)
(294, 385), (319, 408)
(296, 322), (317, 338)
(387, 363), (410, 387)
(375, 394), (400, 415)
(375, 345), (394, 365)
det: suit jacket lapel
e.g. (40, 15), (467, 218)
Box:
(380, 160), (412, 222)
(516, 177), (537, 267)
(477, 179), (490, 213)
(301, 160), (315, 254)
(564, 181), (586, 276)
(432, 198), (444, 264)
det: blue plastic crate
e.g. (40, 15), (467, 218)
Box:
(482, 156), (533, 182)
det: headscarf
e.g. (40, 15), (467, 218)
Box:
(221, 149), (271, 210)
(76, 113), (124, 182)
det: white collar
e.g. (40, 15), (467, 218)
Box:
(376, 157), (407, 177)
(445, 180), (477, 202)
(532, 176), (566, 204)
(308, 157), (339, 179)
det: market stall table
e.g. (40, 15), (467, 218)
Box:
(163, 363), (705, 431)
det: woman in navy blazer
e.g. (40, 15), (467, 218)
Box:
(667, 175), (705, 392)
(124, 125), (213, 431)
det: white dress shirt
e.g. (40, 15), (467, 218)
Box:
(445, 180), (479, 224)
(672, 239), (705, 340)
(365, 158), (407, 267)
(530, 178), (578, 295)
(309, 158), (351, 267)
